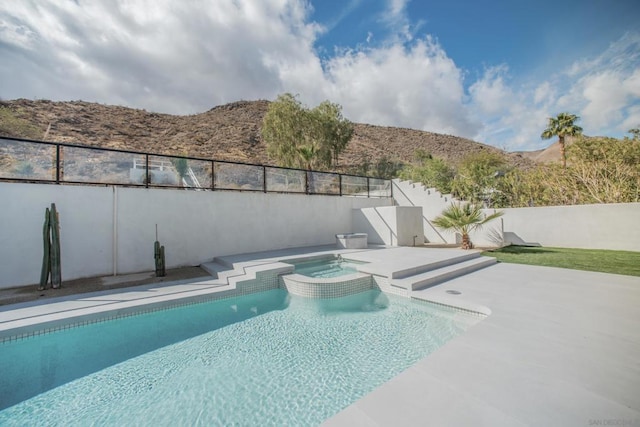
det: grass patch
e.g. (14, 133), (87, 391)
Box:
(483, 245), (640, 277)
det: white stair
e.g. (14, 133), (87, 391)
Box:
(391, 256), (497, 291)
(200, 261), (244, 281)
(388, 252), (480, 279)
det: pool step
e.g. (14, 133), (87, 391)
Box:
(200, 260), (294, 287)
(200, 261), (246, 282)
(391, 256), (497, 291)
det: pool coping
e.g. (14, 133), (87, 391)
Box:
(0, 246), (491, 340)
(0, 278), (233, 342)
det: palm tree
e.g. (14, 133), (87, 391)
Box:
(296, 144), (317, 171)
(432, 203), (503, 249)
(541, 112), (583, 168)
(297, 144), (317, 193)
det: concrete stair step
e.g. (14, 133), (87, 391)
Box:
(200, 261), (245, 281)
(201, 260), (294, 287)
(389, 252), (480, 279)
(213, 256), (237, 269)
(391, 256), (497, 290)
(422, 243), (461, 248)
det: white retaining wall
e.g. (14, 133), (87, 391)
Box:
(353, 206), (424, 246)
(393, 179), (640, 252)
(471, 203), (640, 251)
(392, 179), (458, 244)
(0, 183), (391, 288)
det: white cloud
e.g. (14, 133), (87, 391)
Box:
(0, 1), (638, 152)
(0, 0), (322, 112)
(317, 38), (479, 136)
(468, 65), (513, 116)
(620, 104), (640, 132)
(320, 0), (363, 33)
(0, 1), (479, 138)
(533, 81), (553, 105)
(376, 0), (424, 44)
(559, 34), (640, 137)
(581, 71), (630, 128)
(468, 33), (640, 150)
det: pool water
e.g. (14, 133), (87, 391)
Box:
(292, 257), (365, 278)
(0, 290), (482, 426)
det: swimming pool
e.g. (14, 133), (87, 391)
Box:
(0, 289), (483, 426)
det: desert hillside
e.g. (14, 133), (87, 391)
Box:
(0, 99), (533, 172)
(513, 136), (582, 164)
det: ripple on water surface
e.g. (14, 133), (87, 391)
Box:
(0, 290), (483, 426)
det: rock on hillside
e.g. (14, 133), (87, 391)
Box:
(1, 99), (532, 171)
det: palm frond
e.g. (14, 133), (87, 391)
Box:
(432, 203), (504, 246)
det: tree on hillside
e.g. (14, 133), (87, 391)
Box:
(261, 93), (353, 170)
(262, 94), (308, 168)
(347, 155), (405, 179)
(493, 135), (640, 207)
(310, 101), (354, 166)
(399, 150), (455, 194)
(566, 136), (640, 203)
(628, 127), (640, 140)
(451, 151), (508, 205)
(541, 112), (583, 168)
(432, 203), (503, 249)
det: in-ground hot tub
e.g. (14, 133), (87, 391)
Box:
(336, 233), (368, 249)
(281, 255), (372, 298)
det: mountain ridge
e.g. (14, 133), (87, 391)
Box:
(1, 98), (535, 172)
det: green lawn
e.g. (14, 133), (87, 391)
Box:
(482, 246), (640, 277)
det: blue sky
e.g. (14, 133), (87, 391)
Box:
(313, 0), (637, 74)
(1, 0), (639, 151)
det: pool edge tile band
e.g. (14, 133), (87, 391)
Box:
(0, 271), (285, 342)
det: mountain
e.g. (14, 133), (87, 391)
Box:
(512, 136), (582, 164)
(0, 98), (533, 172)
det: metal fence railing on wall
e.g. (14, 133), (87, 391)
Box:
(0, 136), (392, 198)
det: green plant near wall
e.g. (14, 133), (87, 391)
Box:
(432, 203), (503, 249)
(154, 225), (166, 277)
(39, 203), (62, 290)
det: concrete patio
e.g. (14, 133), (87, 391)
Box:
(325, 262), (640, 426)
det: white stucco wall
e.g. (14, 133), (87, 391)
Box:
(0, 183), (390, 288)
(393, 179), (640, 252)
(352, 206), (423, 246)
(472, 203), (640, 251)
(392, 179), (458, 244)
(1, 184), (115, 288)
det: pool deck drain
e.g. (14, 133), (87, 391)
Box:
(1, 246), (639, 425)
